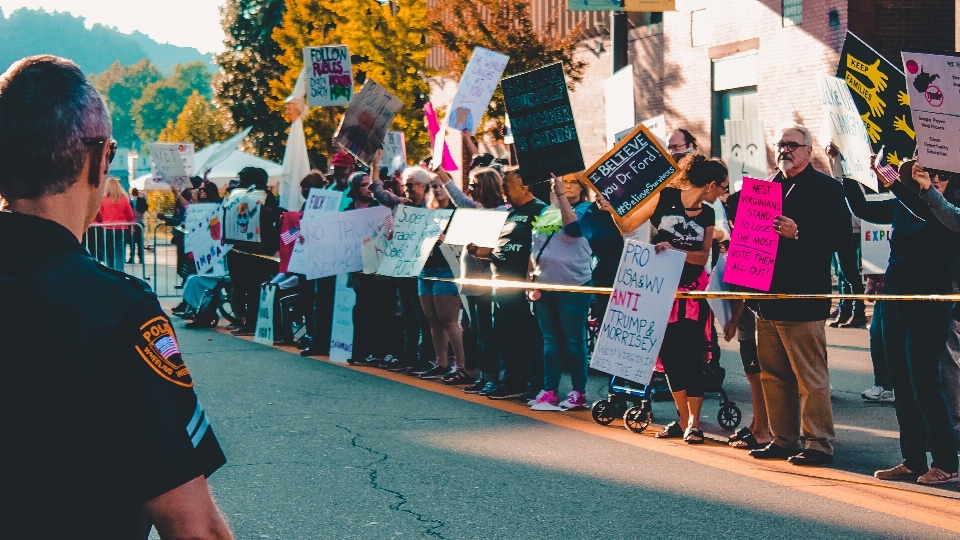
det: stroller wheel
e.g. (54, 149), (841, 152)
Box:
(591, 400), (618, 425)
(623, 404), (651, 433)
(717, 403), (742, 431)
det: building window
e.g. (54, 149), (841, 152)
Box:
(783, 0), (802, 26)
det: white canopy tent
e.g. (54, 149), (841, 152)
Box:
(131, 148), (283, 191)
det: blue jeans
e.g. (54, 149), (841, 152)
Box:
(536, 289), (591, 394)
(880, 300), (958, 473)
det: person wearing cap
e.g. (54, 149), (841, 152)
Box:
(326, 152), (355, 212)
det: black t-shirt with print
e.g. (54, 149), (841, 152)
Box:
(651, 187), (715, 280)
(494, 197), (548, 280)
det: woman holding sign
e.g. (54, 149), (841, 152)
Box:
(603, 155), (727, 444)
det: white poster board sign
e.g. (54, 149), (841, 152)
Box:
(443, 208), (509, 248)
(604, 65), (635, 149)
(303, 45), (353, 107)
(303, 188), (343, 219)
(328, 274), (355, 363)
(589, 240), (685, 385)
(902, 51), (960, 174)
(377, 206), (454, 277)
(223, 189), (268, 243)
(381, 131), (407, 177)
(289, 206), (392, 279)
(149, 142), (194, 191)
(183, 202), (231, 275)
(254, 284), (276, 346)
(818, 75), (878, 191)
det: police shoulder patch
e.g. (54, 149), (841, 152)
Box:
(135, 316), (193, 387)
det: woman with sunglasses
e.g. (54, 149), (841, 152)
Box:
(842, 158), (959, 485)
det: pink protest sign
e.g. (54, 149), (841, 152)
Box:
(723, 177), (782, 291)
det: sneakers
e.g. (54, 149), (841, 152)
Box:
(348, 355), (380, 366)
(527, 390), (551, 406)
(559, 390), (588, 411)
(519, 388), (540, 403)
(463, 380), (487, 394)
(874, 463), (921, 481)
(419, 365), (449, 379)
(441, 368), (471, 385)
(477, 381), (498, 396)
(862, 386), (895, 402)
(917, 468), (959, 485)
(408, 361), (436, 376)
(530, 390), (561, 411)
(486, 385), (524, 400)
(376, 355), (402, 369)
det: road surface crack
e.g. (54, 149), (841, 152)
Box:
(337, 423), (447, 539)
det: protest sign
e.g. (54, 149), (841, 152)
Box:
(861, 222), (892, 274)
(381, 131), (407, 177)
(183, 202), (230, 275)
(901, 50), (960, 173)
(501, 62), (584, 183)
(589, 240), (685, 386)
(278, 211), (302, 274)
(328, 274), (355, 363)
(223, 189), (267, 243)
(333, 80), (402, 166)
(604, 65), (635, 150)
(837, 32), (915, 168)
(583, 123), (679, 225)
(149, 142), (193, 191)
(253, 284), (276, 346)
(723, 178), (782, 291)
(289, 206), (392, 280)
(818, 75), (878, 191)
(303, 45), (353, 107)
(303, 188), (343, 219)
(377, 206), (454, 277)
(442, 208), (510, 248)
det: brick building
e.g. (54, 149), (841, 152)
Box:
(428, 0), (958, 176)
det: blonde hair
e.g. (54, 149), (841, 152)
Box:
(105, 177), (125, 202)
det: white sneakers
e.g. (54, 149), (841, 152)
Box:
(862, 385), (895, 402)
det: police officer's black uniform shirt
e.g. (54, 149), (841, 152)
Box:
(0, 212), (226, 539)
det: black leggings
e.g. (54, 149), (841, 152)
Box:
(659, 317), (706, 398)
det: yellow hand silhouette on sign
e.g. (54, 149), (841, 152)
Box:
(845, 72), (886, 118)
(860, 112), (882, 144)
(886, 151), (901, 168)
(892, 115), (915, 140)
(897, 90), (910, 107)
(847, 55), (888, 93)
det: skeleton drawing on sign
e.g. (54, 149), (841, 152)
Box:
(236, 202), (259, 234)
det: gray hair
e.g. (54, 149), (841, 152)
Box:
(0, 55), (111, 200)
(777, 124), (813, 147)
(402, 165), (435, 185)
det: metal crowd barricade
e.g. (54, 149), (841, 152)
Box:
(82, 222), (147, 282)
(149, 221), (185, 298)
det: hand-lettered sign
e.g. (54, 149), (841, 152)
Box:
(288, 206), (392, 280)
(723, 178), (782, 291)
(818, 75), (878, 191)
(334, 80), (402, 166)
(303, 188), (343, 219)
(583, 123), (679, 225)
(589, 240), (685, 386)
(303, 45), (353, 107)
(901, 50), (960, 174)
(377, 206), (453, 277)
(501, 62), (584, 184)
(149, 142), (193, 191)
(183, 202), (230, 275)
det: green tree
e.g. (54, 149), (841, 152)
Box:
(132, 62), (213, 142)
(91, 60), (163, 148)
(429, 0), (586, 139)
(158, 91), (231, 149)
(215, 0), (289, 162)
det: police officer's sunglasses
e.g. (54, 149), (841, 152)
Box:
(81, 137), (118, 165)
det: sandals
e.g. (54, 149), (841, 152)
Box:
(728, 427), (767, 449)
(655, 421), (684, 439)
(728, 426), (751, 443)
(684, 427), (704, 445)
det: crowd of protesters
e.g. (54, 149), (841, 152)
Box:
(144, 122), (960, 490)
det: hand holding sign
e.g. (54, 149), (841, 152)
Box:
(723, 178), (782, 291)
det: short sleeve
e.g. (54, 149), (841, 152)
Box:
(113, 297), (226, 502)
(698, 203), (716, 231)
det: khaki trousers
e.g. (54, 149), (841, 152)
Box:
(756, 319), (835, 454)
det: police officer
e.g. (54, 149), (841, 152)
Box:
(0, 56), (234, 538)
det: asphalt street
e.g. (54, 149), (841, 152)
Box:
(151, 310), (960, 539)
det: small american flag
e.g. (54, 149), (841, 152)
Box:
(875, 156), (900, 184)
(153, 335), (181, 360)
(383, 213), (394, 236)
(280, 226), (300, 245)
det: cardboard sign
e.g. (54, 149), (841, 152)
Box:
(723, 178), (782, 291)
(328, 274), (355, 363)
(253, 284), (276, 346)
(377, 206), (453, 277)
(837, 32), (915, 168)
(583, 124), (679, 224)
(381, 131), (407, 177)
(902, 50), (960, 174)
(183, 202), (231, 275)
(333, 80), (402, 166)
(589, 240), (685, 385)
(501, 62), (584, 184)
(288, 206), (392, 280)
(303, 188), (343, 219)
(222, 189), (267, 243)
(303, 45), (353, 107)
(818, 75), (878, 191)
(149, 142), (193, 191)
(442, 208), (510, 248)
